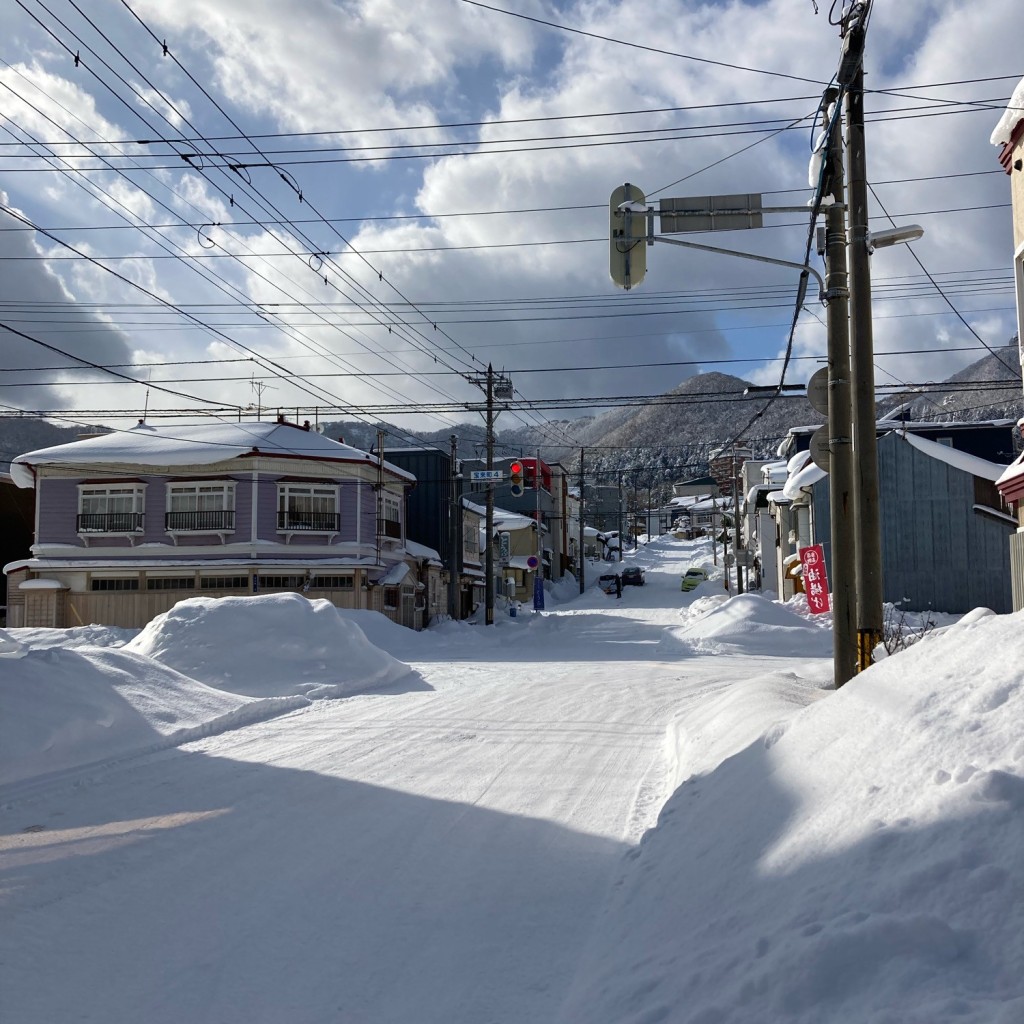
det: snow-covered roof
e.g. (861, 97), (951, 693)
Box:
(787, 449), (812, 475)
(690, 496), (731, 512)
(898, 430), (1010, 483)
(783, 461), (827, 500)
(404, 540), (442, 565)
(9, 419), (415, 489)
(18, 578), (66, 590)
(376, 561), (410, 586)
(504, 555), (539, 571)
(5, 555), (383, 575)
(991, 76), (1024, 147)
(492, 509), (537, 532)
(996, 450), (1024, 491)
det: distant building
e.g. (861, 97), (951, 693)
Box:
(991, 76), (1024, 608)
(776, 422), (1016, 612)
(4, 418), (438, 630)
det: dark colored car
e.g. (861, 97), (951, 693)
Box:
(621, 567), (645, 586)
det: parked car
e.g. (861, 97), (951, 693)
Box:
(681, 567), (709, 592)
(598, 573), (620, 595)
(621, 567), (645, 586)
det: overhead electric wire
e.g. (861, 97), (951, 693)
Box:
(10, 0), (485, 398)
(867, 181), (1021, 379)
(4, 193), (1010, 260)
(0, 11), (499, 444)
(114, 0), (585, 452)
(0, 167), (1004, 234)
(0, 70), (1012, 148)
(0, 92), (466, 434)
(13, 0), (580, 452)
(5, 95), (1003, 163)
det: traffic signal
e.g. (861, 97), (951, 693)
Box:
(609, 182), (647, 290)
(509, 461), (525, 497)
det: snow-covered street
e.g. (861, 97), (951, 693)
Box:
(3, 535), (1023, 1023)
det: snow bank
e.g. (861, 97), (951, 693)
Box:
(0, 645), (305, 788)
(669, 592), (833, 657)
(0, 627), (28, 658)
(559, 608), (1024, 1024)
(126, 592), (412, 697)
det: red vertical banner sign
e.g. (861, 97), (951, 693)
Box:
(799, 544), (831, 614)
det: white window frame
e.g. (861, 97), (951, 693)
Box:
(381, 493), (401, 524)
(165, 480), (236, 533)
(277, 482), (340, 538)
(77, 483), (146, 534)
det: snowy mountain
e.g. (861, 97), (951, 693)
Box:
(875, 339), (1022, 423)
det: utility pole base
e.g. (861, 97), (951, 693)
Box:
(857, 629), (882, 672)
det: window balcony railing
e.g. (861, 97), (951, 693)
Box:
(77, 512), (145, 534)
(165, 510), (236, 532)
(277, 511), (340, 532)
(377, 517), (402, 539)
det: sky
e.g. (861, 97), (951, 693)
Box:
(2, 533), (1023, 1022)
(1, 0), (1022, 445)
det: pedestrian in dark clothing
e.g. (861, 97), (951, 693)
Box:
(615, 574), (622, 599)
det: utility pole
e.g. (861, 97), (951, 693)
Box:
(617, 471), (624, 562)
(484, 370), (495, 625)
(822, 87), (858, 686)
(578, 449), (586, 595)
(466, 365), (514, 625)
(841, 5), (884, 670)
(448, 434), (460, 620)
(732, 454), (744, 595)
(534, 448), (545, 611)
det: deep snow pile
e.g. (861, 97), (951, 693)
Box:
(0, 595), (417, 788)
(671, 590), (834, 657)
(557, 607), (1024, 1024)
(0, 638), (307, 787)
(126, 592), (412, 697)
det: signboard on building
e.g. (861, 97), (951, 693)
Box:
(799, 544), (831, 614)
(471, 470), (503, 481)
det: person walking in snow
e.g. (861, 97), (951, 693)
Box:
(614, 574), (622, 599)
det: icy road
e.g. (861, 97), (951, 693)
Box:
(0, 539), (832, 1023)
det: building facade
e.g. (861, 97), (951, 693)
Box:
(4, 418), (438, 630)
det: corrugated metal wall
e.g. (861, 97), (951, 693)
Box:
(1009, 532), (1024, 611)
(809, 433), (1014, 613)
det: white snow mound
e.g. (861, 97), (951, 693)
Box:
(671, 592), (833, 656)
(126, 592), (412, 697)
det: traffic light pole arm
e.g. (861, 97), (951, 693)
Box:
(651, 234), (826, 302)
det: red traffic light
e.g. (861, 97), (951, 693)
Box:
(509, 461), (525, 496)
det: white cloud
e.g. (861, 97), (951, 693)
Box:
(0, 0), (1019, 430)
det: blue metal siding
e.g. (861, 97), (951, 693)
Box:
(810, 435), (1012, 613)
(876, 433), (1011, 613)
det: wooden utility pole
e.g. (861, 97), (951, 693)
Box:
(578, 448), (586, 595)
(822, 87), (858, 686)
(447, 434), (460, 619)
(842, 7), (884, 670)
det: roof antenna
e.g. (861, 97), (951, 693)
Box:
(142, 387), (150, 424)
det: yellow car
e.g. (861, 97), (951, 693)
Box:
(681, 567), (709, 592)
